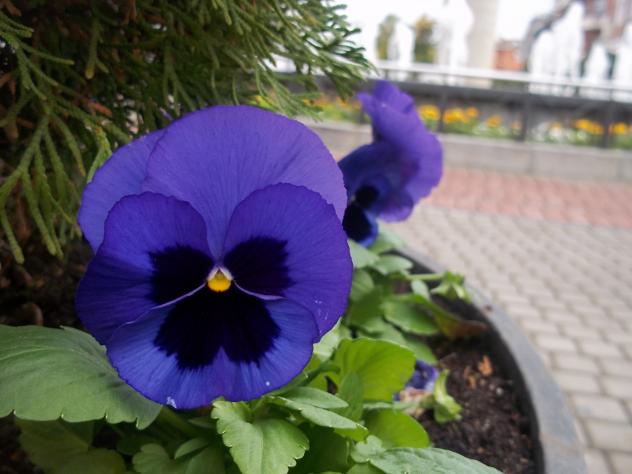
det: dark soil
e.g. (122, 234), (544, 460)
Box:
(0, 241), (536, 474)
(419, 336), (536, 474)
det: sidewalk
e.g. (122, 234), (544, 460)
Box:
(387, 167), (632, 474)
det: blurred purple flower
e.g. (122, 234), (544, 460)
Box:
(407, 360), (439, 392)
(339, 81), (443, 246)
(76, 106), (352, 409)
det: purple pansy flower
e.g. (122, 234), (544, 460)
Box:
(407, 360), (439, 392)
(339, 81), (443, 246)
(76, 106), (352, 409)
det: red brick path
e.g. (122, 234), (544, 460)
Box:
(426, 168), (632, 229)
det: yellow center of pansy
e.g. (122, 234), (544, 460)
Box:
(207, 269), (232, 292)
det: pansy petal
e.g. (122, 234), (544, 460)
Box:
(358, 80), (415, 116)
(76, 193), (212, 343)
(142, 105), (347, 257)
(223, 183), (352, 336)
(78, 131), (163, 251)
(106, 297), (318, 408)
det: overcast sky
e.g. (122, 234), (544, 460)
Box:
(340, 0), (555, 40)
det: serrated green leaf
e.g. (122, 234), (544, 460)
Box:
(369, 448), (502, 474)
(185, 445), (226, 474)
(133, 444), (188, 474)
(350, 270), (374, 302)
(365, 410), (429, 448)
(18, 419), (126, 474)
(431, 272), (471, 302)
(332, 339), (415, 401)
(371, 255), (412, 275)
(291, 426), (349, 474)
(0, 325), (161, 428)
(347, 289), (389, 334)
(270, 395), (367, 441)
(350, 435), (385, 464)
(348, 240), (379, 269)
(381, 296), (439, 336)
(282, 387), (348, 409)
(116, 432), (160, 456)
(174, 437), (213, 459)
(213, 401), (309, 474)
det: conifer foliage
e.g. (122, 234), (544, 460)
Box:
(0, 0), (369, 262)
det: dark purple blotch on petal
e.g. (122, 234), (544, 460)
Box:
(342, 203), (378, 247)
(154, 286), (281, 369)
(224, 237), (293, 298)
(150, 246), (214, 304)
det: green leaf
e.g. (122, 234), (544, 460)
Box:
(18, 419), (126, 474)
(0, 325), (161, 428)
(213, 401), (309, 474)
(346, 464), (383, 474)
(347, 289), (389, 334)
(282, 387), (348, 409)
(116, 433), (160, 456)
(314, 322), (351, 362)
(381, 296), (439, 336)
(336, 373), (364, 422)
(291, 426), (349, 474)
(332, 339), (415, 401)
(431, 272), (471, 302)
(362, 325), (436, 364)
(410, 296), (487, 340)
(269, 393), (367, 441)
(350, 435), (385, 464)
(364, 410), (429, 448)
(368, 230), (404, 255)
(348, 240), (379, 269)
(185, 445), (226, 474)
(133, 444), (188, 474)
(174, 437), (213, 459)
(370, 255), (412, 276)
(424, 371), (462, 424)
(410, 280), (430, 299)
(369, 448), (502, 474)
(53, 449), (127, 474)
(350, 270), (374, 302)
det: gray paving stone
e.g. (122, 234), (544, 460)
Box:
(580, 341), (624, 359)
(611, 453), (632, 474)
(584, 449), (613, 474)
(586, 421), (632, 452)
(555, 354), (601, 374)
(553, 370), (601, 394)
(535, 334), (578, 353)
(603, 377), (632, 400)
(572, 394), (629, 422)
(599, 359), (632, 379)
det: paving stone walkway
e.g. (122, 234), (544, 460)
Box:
(387, 167), (632, 474)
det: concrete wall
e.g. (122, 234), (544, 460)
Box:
(305, 120), (632, 182)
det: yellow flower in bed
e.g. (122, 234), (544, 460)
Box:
(550, 122), (562, 131)
(485, 115), (502, 128)
(574, 119), (592, 131)
(465, 107), (479, 119)
(611, 122), (628, 135)
(444, 108), (468, 124)
(419, 104), (440, 122)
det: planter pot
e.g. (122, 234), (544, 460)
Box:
(402, 248), (586, 474)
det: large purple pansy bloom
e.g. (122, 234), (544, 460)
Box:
(76, 106), (352, 409)
(339, 81), (443, 246)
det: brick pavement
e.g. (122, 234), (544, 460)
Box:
(386, 167), (632, 474)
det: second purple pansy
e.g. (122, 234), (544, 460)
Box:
(339, 81), (443, 246)
(76, 106), (353, 409)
